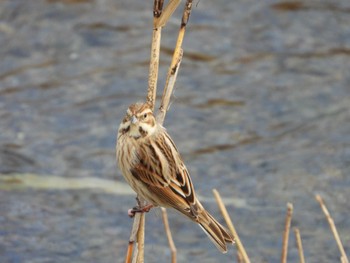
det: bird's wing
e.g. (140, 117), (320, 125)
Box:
(130, 131), (198, 217)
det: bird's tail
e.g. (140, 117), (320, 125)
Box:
(198, 209), (234, 253)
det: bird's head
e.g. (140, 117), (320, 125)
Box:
(118, 102), (157, 139)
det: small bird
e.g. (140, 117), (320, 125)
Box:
(116, 102), (234, 253)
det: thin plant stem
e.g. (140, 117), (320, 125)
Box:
(294, 227), (305, 263)
(125, 211), (142, 263)
(161, 207), (177, 263)
(127, 1), (193, 262)
(237, 250), (244, 263)
(315, 195), (349, 263)
(155, 0), (181, 28)
(158, 0), (193, 123)
(125, 241), (133, 263)
(147, 0), (164, 110)
(148, 0), (181, 109)
(130, 1), (165, 261)
(212, 189), (251, 263)
(136, 213), (145, 263)
(155, 2), (193, 261)
(281, 203), (293, 263)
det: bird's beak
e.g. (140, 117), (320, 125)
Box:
(131, 115), (138, 125)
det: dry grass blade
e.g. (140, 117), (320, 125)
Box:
(294, 227), (305, 263)
(212, 189), (251, 263)
(161, 207), (177, 263)
(281, 203), (293, 263)
(315, 195), (349, 263)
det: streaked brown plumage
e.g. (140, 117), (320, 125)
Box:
(116, 102), (234, 253)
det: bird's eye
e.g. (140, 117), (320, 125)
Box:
(143, 113), (148, 119)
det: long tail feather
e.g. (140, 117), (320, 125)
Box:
(198, 211), (234, 253)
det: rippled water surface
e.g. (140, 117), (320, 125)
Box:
(1, 0), (350, 262)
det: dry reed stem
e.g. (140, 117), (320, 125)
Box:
(293, 227), (305, 263)
(125, 242), (133, 263)
(281, 203), (293, 263)
(315, 195), (349, 263)
(155, 2), (193, 260)
(131, 1), (167, 260)
(146, 27), (161, 109)
(147, 0), (164, 110)
(128, 1), (193, 262)
(212, 189), (251, 263)
(148, 0), (181, 109)
(236, 250), (244, 263)
(125, 211), (142, 263)
(155, 0), (181, 27)
(136, 213), (145, 263)
(161, 207), (177, 263)
(158, 0), (193, 123)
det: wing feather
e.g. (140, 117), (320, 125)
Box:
(130, 131), (197, 217)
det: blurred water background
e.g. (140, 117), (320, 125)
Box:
(0, 0), (350, 262)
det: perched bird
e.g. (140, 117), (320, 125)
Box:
(116, 102), (234, 253)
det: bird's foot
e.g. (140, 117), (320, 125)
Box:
(128, 204), (154, 218)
